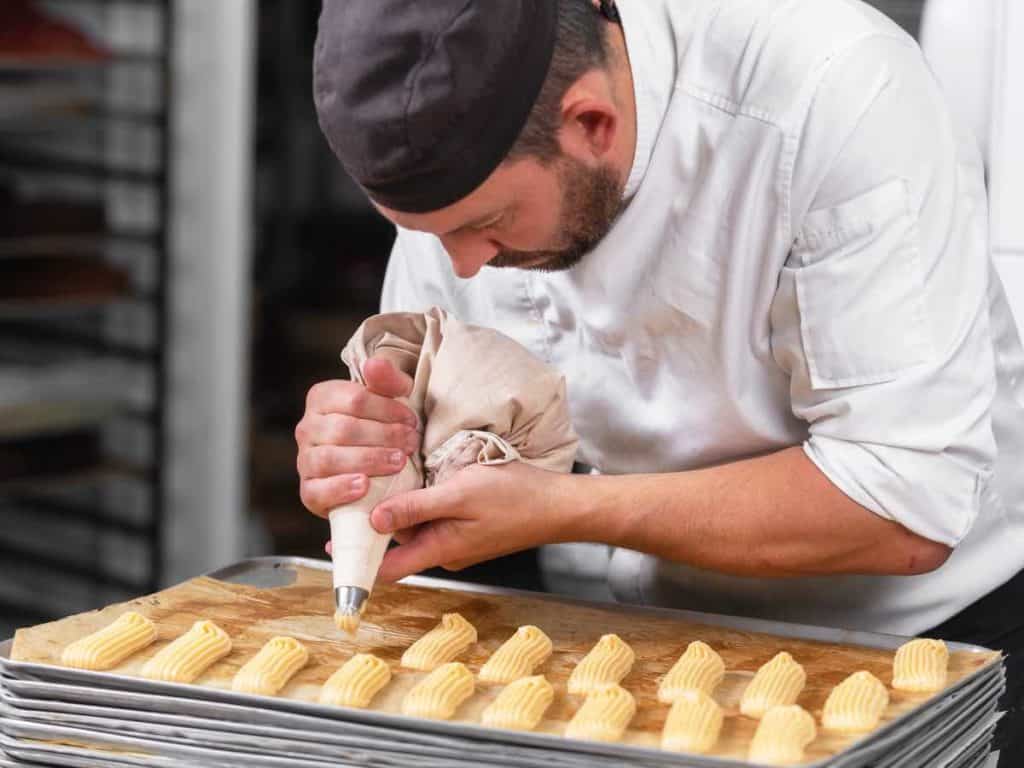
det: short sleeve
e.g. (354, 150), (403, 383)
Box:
(771, 36), (998, 546)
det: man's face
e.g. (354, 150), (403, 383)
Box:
(378, 153), (624, 279)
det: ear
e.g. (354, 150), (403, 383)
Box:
(557, 72), (619, 164)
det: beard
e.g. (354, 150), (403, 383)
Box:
(487, 156), (624, 273)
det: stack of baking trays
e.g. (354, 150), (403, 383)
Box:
(0, 557), (1005, 768)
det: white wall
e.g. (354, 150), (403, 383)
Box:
(988, 0), (1024, 331)
(921, 0), (1024, 333)
(164, 0), (255, 583)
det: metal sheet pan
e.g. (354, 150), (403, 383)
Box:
(0, 675), (655, 768)
(0, 715), (624, 768)
(0, 673), (1003, 768)
(0, 690), (466, 761)
(4, 667), (999, 768)
(0, 719), (385, 768)
(0, 685), (1002, 768)
(827, 676), (1003, 768)
(922, 716), (1000, 768)
(0, 679), (606, 768)
(0, 690), (570, 768)
(1, 673), (1004, 768)
(0, 556), (1006, 768)
(872, 692), (1001, 768)
(1, 736), (159, 768)
(0, 693), (1002, 768)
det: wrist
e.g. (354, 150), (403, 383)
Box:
(546, 470), (619, 545)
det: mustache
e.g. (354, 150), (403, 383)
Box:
(489, 250), (540, 268)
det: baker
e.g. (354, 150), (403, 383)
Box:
(299, 0), (1024, 761)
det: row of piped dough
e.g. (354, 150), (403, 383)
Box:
(58, 611), (555, 730)
(333, 614), (635, 738)
(61, 613), (313, 695)
(60, 612), (309, 695)
(329, 613), (949, 762)
(660, 637), (950, 765)
(58, 612), (622, 736)
(59, 611), (950, 764)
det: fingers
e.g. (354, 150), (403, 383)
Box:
(296, 412), (419, 451)
(376, 524), (449, 582)
(300, 473), (368, 517)
(370, 484), (456, 535)
(305, 379), (416, 427)
(362, 356), (414, 399)
(298, 444), (410, 480)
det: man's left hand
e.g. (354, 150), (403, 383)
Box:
(367, 461), (578, 582)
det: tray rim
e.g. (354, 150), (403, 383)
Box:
(0, 555), (1005, 768)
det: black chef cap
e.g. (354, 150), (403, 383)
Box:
(313, 0), (559, 213)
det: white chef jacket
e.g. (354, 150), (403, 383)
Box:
(379, 0), (1024, 635)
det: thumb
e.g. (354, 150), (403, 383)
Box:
(371, 483), (455, 535)
(362, 356), (414, 399)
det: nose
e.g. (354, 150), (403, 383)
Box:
(439, 233), (501, 279)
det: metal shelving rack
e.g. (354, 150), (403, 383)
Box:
(0, 0), (173, 632)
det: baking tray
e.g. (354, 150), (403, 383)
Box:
(0, 729), (362, 768)
(0, 689), (574, 768)
(0, 676), (620, 768)
(0, 693), (1002, 768)
(873, 690), (1001, 768)
(0, 690), (1003, 768)
(1, 737), (143, 768)
(0, 668), (1003, 768)
(0, 556), (1006, 768)
(0, 556), (1004, 768)
(0, 717), (465, 768)
(0, 662), (1001, 765)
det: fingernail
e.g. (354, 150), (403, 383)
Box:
(377, 508), (393, 532)
(404, 415), (419, 430)
(389, 450), (404, 466)
(351, 476), (365, 491)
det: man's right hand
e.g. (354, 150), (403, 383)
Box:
(296, 357), (420, 517)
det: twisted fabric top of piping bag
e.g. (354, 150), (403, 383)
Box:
(334, 306), (580, 622)
(341, 306), (579, 481)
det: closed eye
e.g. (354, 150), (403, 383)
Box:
(468, 213), (504, 232)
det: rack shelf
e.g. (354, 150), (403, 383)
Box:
(3, 492), (154, 536)
(0, 147), (164, 184)
(0, 0), (172, 632)
(0, 542), (151, 595)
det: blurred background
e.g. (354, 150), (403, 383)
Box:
(0, 0), (1020, 638)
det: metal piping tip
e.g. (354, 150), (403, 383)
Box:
(335, 586), (369, 613)
(333, 586), (369, 635)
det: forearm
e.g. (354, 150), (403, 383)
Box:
(560, 446), (951, 578)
